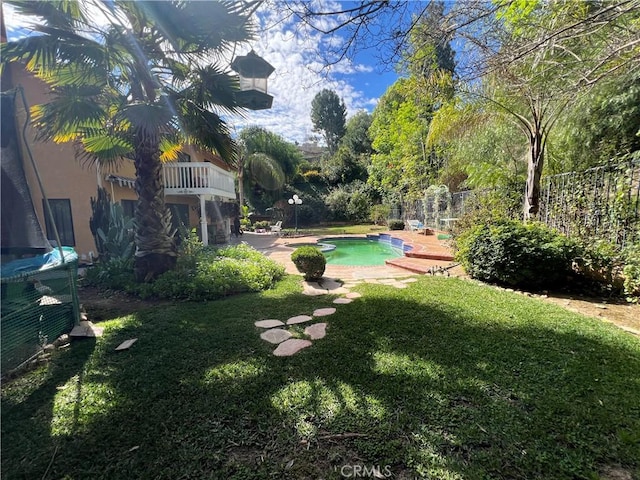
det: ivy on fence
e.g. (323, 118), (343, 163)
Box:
(539, 157), (640, 248)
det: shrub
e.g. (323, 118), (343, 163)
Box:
(573, 240), (625, 292)
(291, 246), (326, 281)
(622, 243), (640, 301)
(370, 204), (391, 225)
(83, 243), (285, 301)
(388, 219), (405, 230)
(455, 220), (579, 289)
(253, 220), (270, 230)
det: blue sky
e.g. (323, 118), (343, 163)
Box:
(3, 1), (410, 145)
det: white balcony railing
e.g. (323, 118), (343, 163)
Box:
(163, 162), (236, 200)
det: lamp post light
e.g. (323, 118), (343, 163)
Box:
(288, 194), (302, 235)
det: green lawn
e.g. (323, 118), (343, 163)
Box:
(295, 223), (389, 236)
(2, 276), (639, 479)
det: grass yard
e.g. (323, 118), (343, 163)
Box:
(2, 276), (639, 479)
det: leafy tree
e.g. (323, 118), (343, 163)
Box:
(311, 89), (346, 155)
(2, 0), (254, 281)
(548, 70), (640, 173)
(238, 126), (303, 213)
(368, 78), (432, 200)
(340, 110), (373, 155)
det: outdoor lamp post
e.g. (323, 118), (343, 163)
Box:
(288, 194), (302, 235)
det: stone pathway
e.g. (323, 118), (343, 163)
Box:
(254, 274), (418, 356)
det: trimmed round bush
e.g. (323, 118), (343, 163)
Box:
(455, 220), (579, 289)
(291, 246), (326, 281)
(388, 219), (405, 230)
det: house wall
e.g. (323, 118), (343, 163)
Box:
(4, 65), (236, 261)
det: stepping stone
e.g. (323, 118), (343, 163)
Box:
(378, 279), (397, 284)
(392, 283), (408, 289)
(305, 323), (327, 340)
(273, 339), (312, 356)
(364, 279), (380, 284)
(287, 314), (313, 325)
(331, 287), (351, 294)
(313, 307), (336, 317)
(260, 328), (292, 344)
(400, 278), (418, 283)
(69, 321), (104, 338)
(115, 338), (137, 351)
(345, 292), (362, 299)
(255, 319), (285, 329)
(302, 283), (327, 296)
(333, 297), (353, 304)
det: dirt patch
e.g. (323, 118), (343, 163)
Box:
(542, 293), (640, 336)
(78, 285), (173, 321)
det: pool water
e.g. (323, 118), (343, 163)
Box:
(320, 238), (404, 266)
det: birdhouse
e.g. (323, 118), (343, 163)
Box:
(230, 50), (275, 110)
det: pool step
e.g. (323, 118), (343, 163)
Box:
(404, 251), (454, 261)
(385, 257), (452, 274)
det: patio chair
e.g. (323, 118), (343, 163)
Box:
(270, 221), (283, 235)
(407, 219), (425, 232)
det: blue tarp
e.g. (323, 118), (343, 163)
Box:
(1, 247), (78, 280)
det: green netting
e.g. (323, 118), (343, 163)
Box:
(1, 253), (80, 374)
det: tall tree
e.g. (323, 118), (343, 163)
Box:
(311, 89), (346, 155)
(1, 0), (255, 281)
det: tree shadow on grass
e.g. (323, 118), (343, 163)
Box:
(2, 279), (640, 479)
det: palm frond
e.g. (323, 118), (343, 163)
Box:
(159, 135), (184, 162)
(134, 1), (255, 59)
(80, 131), (133, 165)
(182, 65), (243, 115)
(116, 101), (175, 139)
(179, 101), (237, 163)
(5, 0), (89, 31)
(29, 85), (107, 142)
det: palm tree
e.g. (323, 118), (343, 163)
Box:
(1, 0), (256, 281)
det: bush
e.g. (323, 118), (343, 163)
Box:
(455, 220), (579, 289)
(388, 219), (405, 230)
(622, 243), (640, 301)
(370, 204), (391, 225)
(83, 242), (285, 300)
(253, 220), (270, 230)
(291, 246), (326, 281)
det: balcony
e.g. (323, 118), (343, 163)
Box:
(163, 162), (236, 200)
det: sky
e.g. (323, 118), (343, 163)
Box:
(3, 0), (406, 146)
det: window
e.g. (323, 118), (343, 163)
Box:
(121, 199), (136, 220)
(43, 199), (75, 246)
(167, 203), (190, 231)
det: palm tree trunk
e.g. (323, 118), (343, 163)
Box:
(132, 135), (177, 282)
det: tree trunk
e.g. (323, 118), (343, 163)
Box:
(523, 131), (544, 221)
(132, 135), (177, 282)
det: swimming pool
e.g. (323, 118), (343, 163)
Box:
(318, 235), (410, 266)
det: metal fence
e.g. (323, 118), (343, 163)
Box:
(400, 189), (476, 230)
(539, 158), (640, 248)
(394, 158), (639, 245)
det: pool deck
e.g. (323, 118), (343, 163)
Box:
(231, 230), (463, 280)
